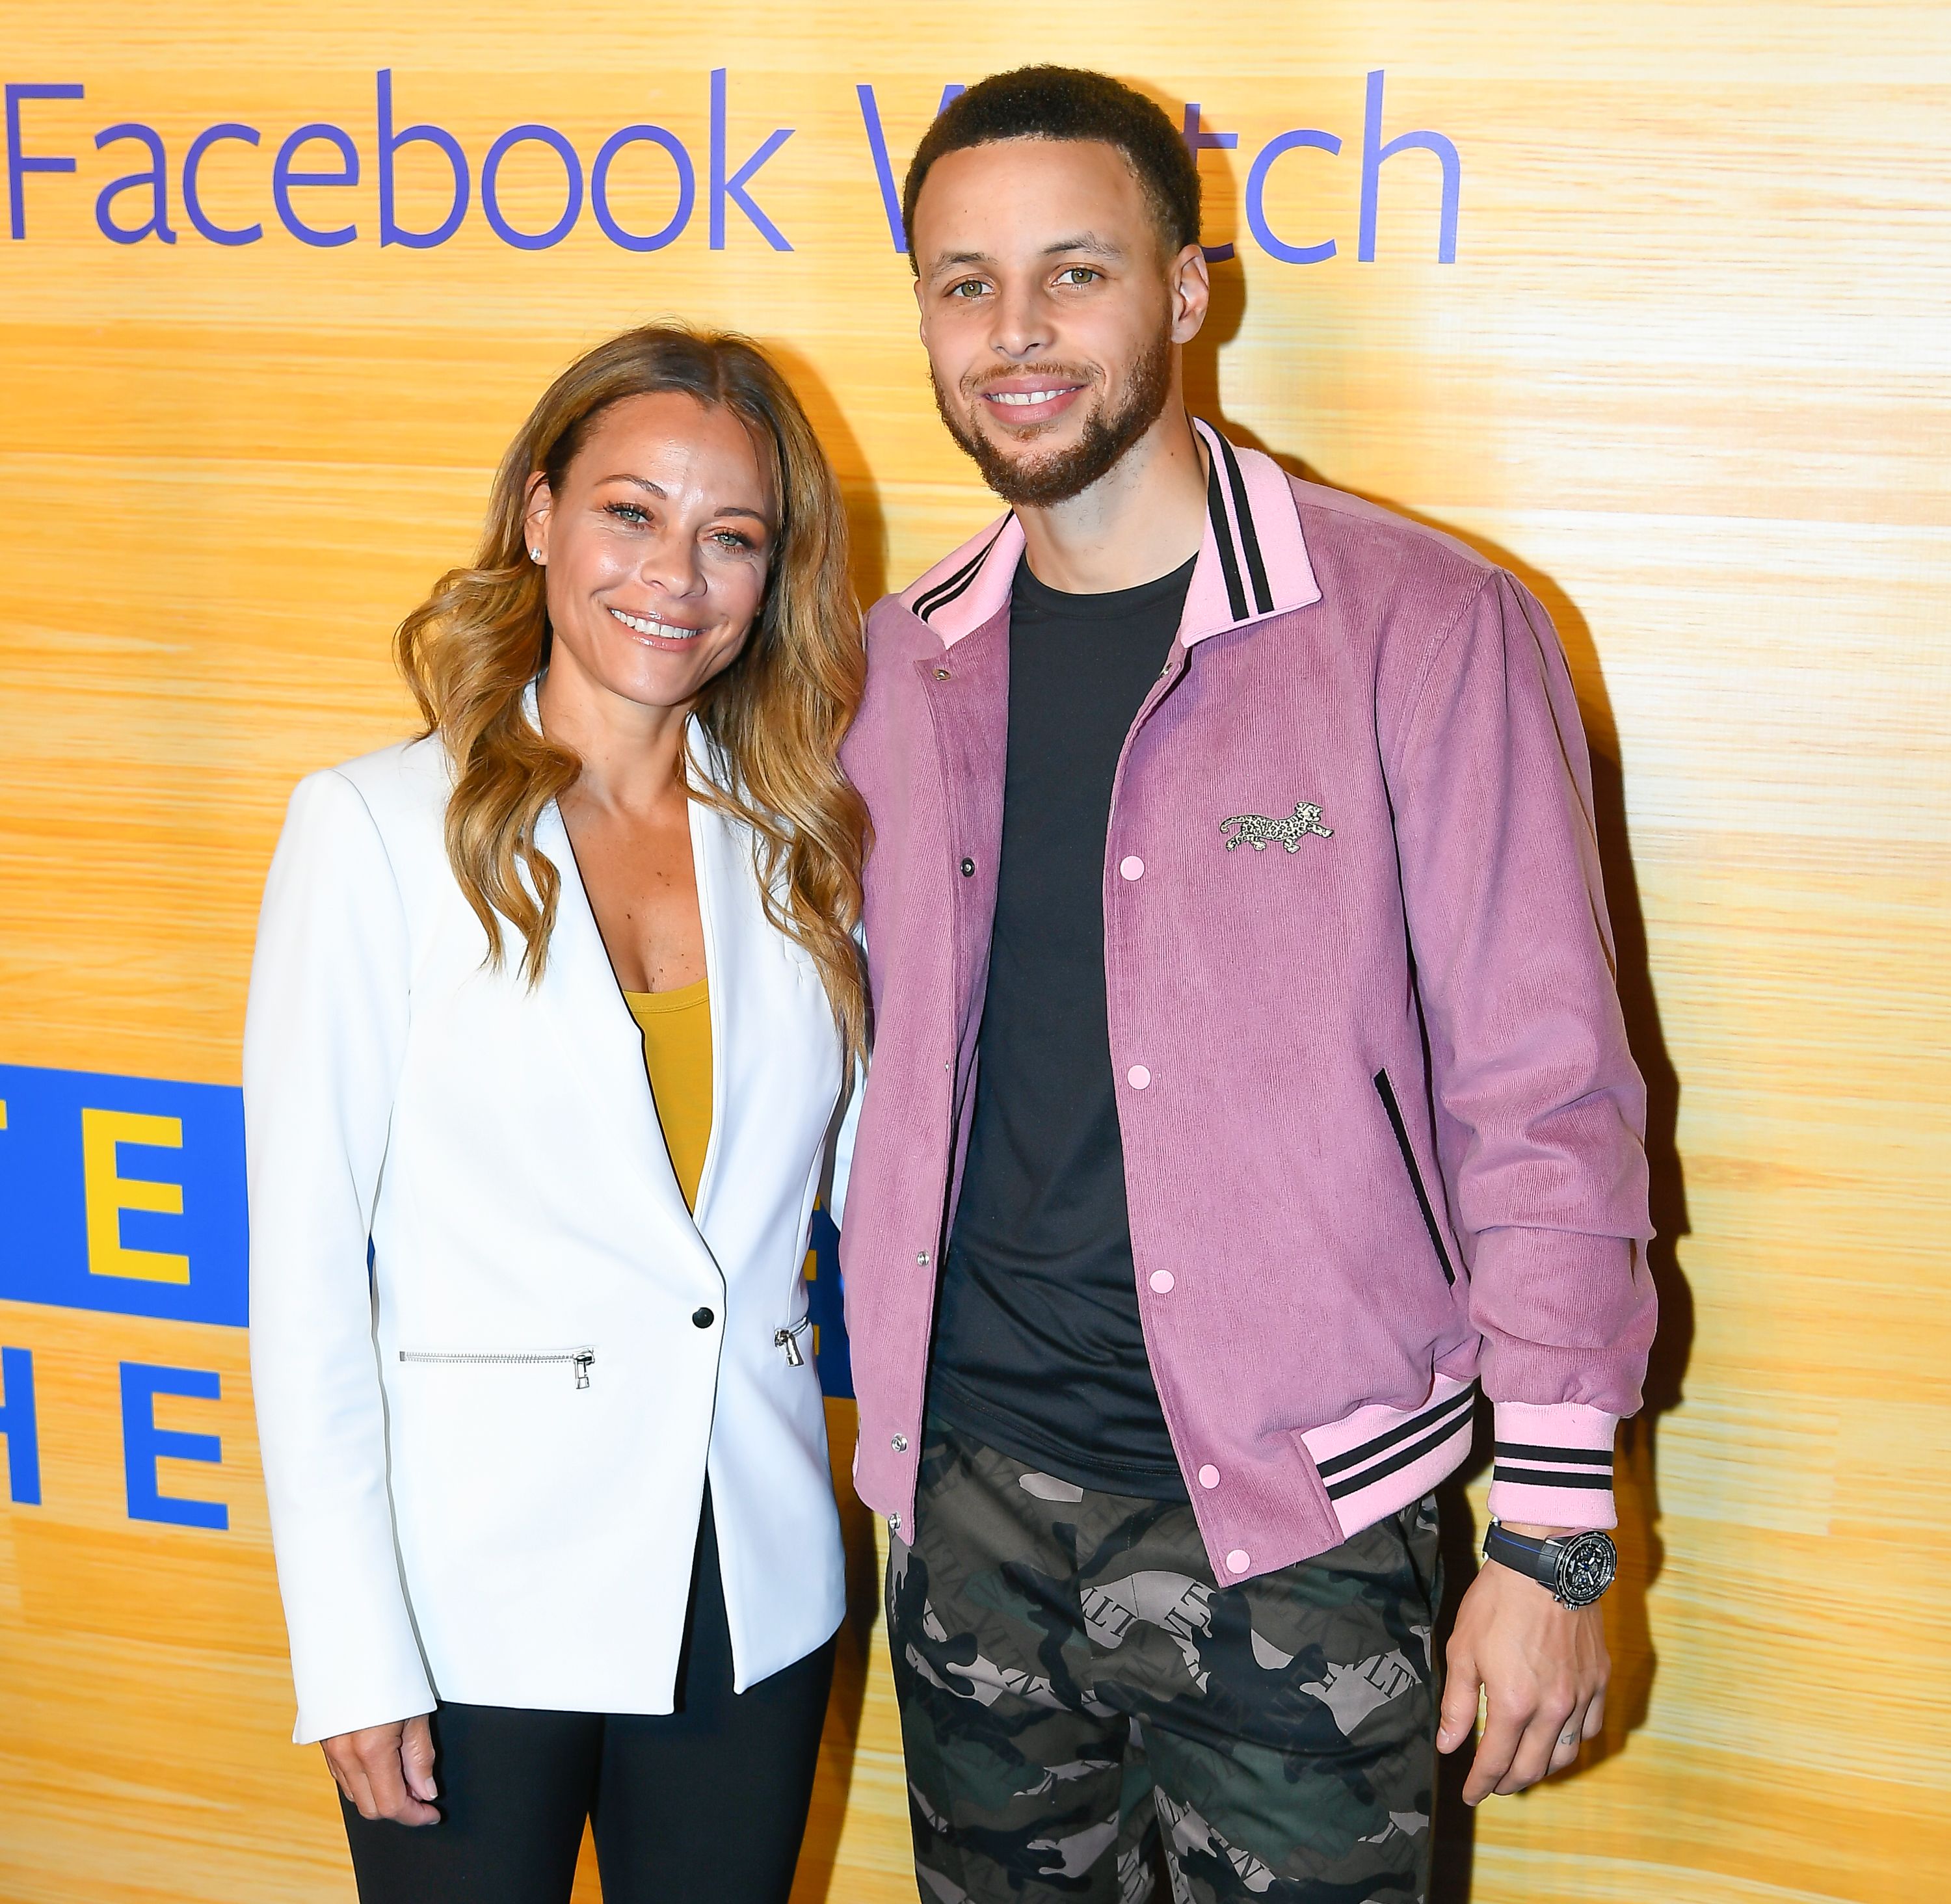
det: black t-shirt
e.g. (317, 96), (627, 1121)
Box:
(928, 553), (1197, 1498)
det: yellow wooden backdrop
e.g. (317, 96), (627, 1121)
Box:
(2, 3), (1946, 1899)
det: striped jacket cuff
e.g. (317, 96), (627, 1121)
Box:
(1487, 1401), (1620, 1530)
(1301, 1374), (1479, 1540)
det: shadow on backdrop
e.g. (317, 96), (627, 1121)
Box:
(1184, 259), (1694, 1903)
(762, 334), (891, 620)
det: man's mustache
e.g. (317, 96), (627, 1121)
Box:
(961, 364), (1100, 399)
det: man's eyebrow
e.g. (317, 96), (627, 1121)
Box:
(925, 232), (1124, 282)
(1042, 232), (1123, 259)
(599, 475), (769, 525)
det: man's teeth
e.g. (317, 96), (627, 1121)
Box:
(989, 389), (1070, 406)
(609, 606), (700, 639)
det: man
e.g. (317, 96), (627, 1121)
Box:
(837, 66), (1655, 1904)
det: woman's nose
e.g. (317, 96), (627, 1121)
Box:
(638, 530), (705, 598)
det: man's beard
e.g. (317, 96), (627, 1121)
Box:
(933, 332), (1175, 509)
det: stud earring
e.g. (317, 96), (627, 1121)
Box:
(529, 548), (543, 562)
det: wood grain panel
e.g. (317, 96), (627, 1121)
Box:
(3, 3), (1946, 1900)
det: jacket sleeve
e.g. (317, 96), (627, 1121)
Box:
(1389, 570), (1657, 1531)
(244, 768), (435, 1743)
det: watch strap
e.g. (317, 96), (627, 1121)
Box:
(1483, 1521), (1553, 1587)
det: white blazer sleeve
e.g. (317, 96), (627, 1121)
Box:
(826, 921), (868, 1230)
(245, 768), (434, 1743)
(827, 1059), (866, 1232)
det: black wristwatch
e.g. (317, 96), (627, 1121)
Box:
(1483, 1522), (1617, 1607)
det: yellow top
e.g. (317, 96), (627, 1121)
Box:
(623, 978), (713, 1213)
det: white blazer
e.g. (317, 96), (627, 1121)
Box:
(244, 728), (847, 1744)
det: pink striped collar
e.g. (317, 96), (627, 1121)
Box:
(895, 419), (1321, 648)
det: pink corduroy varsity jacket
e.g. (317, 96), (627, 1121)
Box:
(836, 420), (1656, 1585)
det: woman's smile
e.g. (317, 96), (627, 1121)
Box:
(606, 602), (707, 646)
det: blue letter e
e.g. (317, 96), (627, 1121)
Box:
(121, 1362), (227, 1529)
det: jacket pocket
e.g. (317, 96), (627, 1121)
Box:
(398, 1347), (595, 1390)
(1372, 1070), (1457, 1287)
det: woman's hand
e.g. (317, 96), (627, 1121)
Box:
(321, 1715), (440, 1825)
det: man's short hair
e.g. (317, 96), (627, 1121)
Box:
(903, 66), (1201, 271)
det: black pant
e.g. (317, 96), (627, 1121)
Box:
(343, 1494), (836, 1904)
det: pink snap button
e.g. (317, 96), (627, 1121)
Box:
(1119, 855), (1145, 880)
(1148, 1269), (1175, 1293)
(1197, 1464), (1221, 1489)
(1127, 1064), (1151, 1090)
(1226, 1549), (1251, 1575)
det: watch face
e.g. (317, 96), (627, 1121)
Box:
(1553, 1531), (1618, 1606)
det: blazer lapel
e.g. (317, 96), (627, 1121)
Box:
(686, 784), (732, 1227)
(534, 795), (700, 1227)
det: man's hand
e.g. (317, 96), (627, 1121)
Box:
(1437, 1526), (1608, 1805)
(322, 1715), (440, 1825)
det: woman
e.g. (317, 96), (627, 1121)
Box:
(244, 325), (868, 1903)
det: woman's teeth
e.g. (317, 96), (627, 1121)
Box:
(609, 606), (700, 639)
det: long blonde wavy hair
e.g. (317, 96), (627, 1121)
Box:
(395, 324), (869, 1059)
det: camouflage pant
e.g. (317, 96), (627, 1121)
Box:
(889, 1417), (1442, 1904)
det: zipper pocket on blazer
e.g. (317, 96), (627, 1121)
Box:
(397, 1348), (595, 1390)
(773, 1316), (812, 1366)
(1372, 1070), (1457, 1287)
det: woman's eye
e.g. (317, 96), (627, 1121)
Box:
(605, 502), (649, 525)
(710, 530), (756, 553)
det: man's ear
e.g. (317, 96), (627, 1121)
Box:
(1169, 242), (1212, 345)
